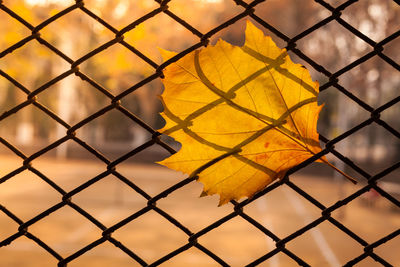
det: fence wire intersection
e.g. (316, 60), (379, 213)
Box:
(0, 0), (399, 266)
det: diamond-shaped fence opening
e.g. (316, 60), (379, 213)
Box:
(1, 0), (399, 266)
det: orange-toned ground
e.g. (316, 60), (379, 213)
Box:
(0, 155), (399, 267)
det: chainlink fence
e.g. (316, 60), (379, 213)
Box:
(0, 0), (399, 266)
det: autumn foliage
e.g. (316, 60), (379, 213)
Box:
(158, 21), (355, 205)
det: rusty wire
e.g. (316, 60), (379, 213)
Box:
(0, 0), (399, 266)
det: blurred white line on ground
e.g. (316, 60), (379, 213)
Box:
(283, 187), (341, 267)
(61, 209), (115, 244)
(256, 198), (279, 267)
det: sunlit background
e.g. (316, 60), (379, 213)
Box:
(0, 0), (399, 266)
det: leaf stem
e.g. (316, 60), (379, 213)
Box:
(320, 158), (357, 184)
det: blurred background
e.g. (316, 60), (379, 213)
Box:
(0, 0), (399, 266)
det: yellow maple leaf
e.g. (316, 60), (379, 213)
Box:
(158, 21), (355, 205)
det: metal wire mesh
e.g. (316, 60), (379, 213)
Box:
(0, 0), (399, 266)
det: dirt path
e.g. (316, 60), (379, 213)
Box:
(1, 155), (399, 266)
